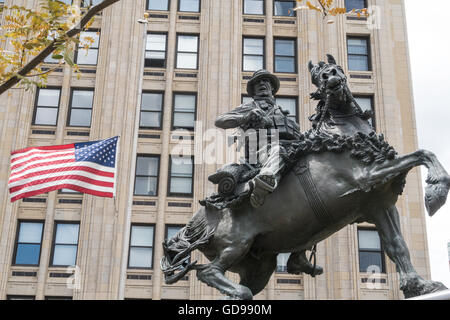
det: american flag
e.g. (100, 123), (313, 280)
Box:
(8, 136), (119, 202)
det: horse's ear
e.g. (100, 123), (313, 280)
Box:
(308, 61), (314, 72)
(326, 54), (337, 65)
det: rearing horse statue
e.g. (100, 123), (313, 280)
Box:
(161, 55), (450, 300)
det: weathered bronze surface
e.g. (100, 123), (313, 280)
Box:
(161, 55), (450, 300)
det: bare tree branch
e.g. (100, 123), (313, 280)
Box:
(0, 0), (121, 96)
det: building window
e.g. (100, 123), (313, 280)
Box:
(345, 0), (367, 12)
(166, 225), (183, 240)
(172, 93), (196, 130)
(67, 89), (94, 127)
(134, 155), (160, 196)
(243, 0), (264, 15)
(76, 31), (100, 65)
(128, 225), (155, 269)
(145, 33), (167, 68)
(59, 189), (82, 194)
(347, 37), (371, 71)
(274, 38), (296, 73)
(178, 0), (200, 12)
(81, 0), (103, 6)
(354, 95), (375, 128)
(44, 55), (60, 64)
(50, 223), (80, 267)
(33, 88), (61, 126)
(13, 221), (44, 266)
(169, 156), (194, 196)
(176, 34), (199, 69)
(274, 0), (296, 17)
(276, 97), (298, 123)
(243, 37), (264, 72)
(43, 32), (62, 64)
(140, 92), (163, 129)
(147, 0), (169, 11)
(166, 225), (191, 264)
(276, 253), (290, 273)
(45, 296), (73, 300)
(7, 295), (35, 300)
(358, 229), (385, 273)
(242, 96), (253, 105)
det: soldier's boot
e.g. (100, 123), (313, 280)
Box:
(250, 173), (278, 208)
(250, 145), (286, 208)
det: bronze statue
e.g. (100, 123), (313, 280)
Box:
(161, 55), (450, 300)
(214, 69), (300, 208)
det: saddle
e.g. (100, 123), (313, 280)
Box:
(199, 162), (260, 210)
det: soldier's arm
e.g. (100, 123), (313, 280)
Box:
(215, 105), (254, 129)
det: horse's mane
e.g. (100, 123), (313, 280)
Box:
(309, 85), (373, 131)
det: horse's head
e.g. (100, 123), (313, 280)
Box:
(308, 54), (348, 107)
(308, 54), (372, 131)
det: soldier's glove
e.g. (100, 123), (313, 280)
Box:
(244, 109), (265, 124)
(244, 109), (273, 128)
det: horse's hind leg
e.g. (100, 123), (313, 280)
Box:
(369, 206), (447, 298)
(287, 251), (323, 276)
(196, 243), (254, 300)
(365, 150), (450, 216)
(238, 254), (277, 296)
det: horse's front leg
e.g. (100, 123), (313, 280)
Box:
(365, 150), (450, 216)
(369, 206), (447, 299)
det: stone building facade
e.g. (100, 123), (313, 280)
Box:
(0, 0), (431, 300)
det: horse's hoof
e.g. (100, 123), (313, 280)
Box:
(425, 182), (449, 216)
(312, 265), (324, 276)
(220, 295), (240, 300)
(401, 276), (448, 299)
(221, 287), (253, 300)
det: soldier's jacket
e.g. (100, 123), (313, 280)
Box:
(215, 99), (301, 141)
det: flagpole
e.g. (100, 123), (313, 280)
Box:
(113, 135), (120, 213)
(118, 14), (149, 300)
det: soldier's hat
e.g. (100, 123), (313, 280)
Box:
(246, 69), (280, 97)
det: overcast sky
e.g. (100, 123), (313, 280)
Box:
(404, 0), (450, 287)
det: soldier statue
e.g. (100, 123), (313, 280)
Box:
(214, 69), (301, 208)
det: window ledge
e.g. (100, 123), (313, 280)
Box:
(47, 267), (76, 273)
(166, 198), (194, 204)
(346, 13), (368, 22)
(243, 15), (265, 24)
(145, 10), (170, 20)
(10, 267), (39, 279)
(174, 70), (198, 79)
(133, 196), (158, 201)
(359, 273), (389, 290)
(273, 16), (297, 24)
(143, 68), (166, 79)
(75, 66), (97, 77)
(170, 131), (194, 143)
(348, 71), (374, 81)
(177, 12), (201, 22)
(30, 126), (57, 136)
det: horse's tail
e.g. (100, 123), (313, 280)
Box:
(161, 208), (215, 284)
